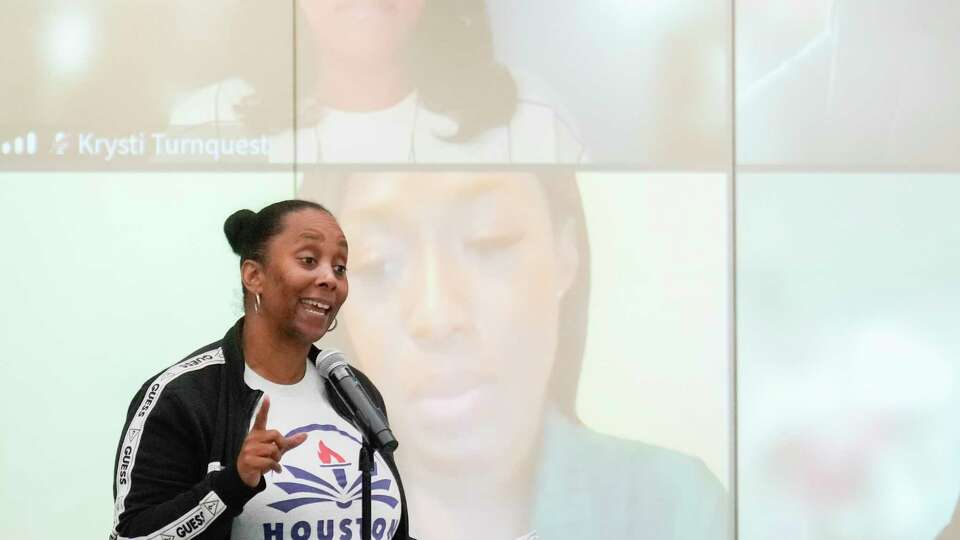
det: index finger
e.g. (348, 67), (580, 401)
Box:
(253, 395), (270, 431)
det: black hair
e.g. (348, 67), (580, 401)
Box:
(537, 172), (591, 419)
(224, 199), (332, 269)
(232, 0), (517, 141)
(406, 0), (517, 140)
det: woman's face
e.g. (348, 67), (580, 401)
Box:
(300, 0), (425, 66)
(256, 208), (349, 344)
(333, 172), (576, 471)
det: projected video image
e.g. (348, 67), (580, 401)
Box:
(298, 170), (733, 539)
(738, 0), (960, 168)
(738, 175), (960, 539)
(1, 1), (730, 168)
(0, 1), (294, 167)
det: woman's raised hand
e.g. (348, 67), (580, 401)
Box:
(237, 396), (308, 488)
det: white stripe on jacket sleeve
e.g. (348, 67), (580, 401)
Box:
(115, 491), (227, 540)
(112, 348), (226, 532)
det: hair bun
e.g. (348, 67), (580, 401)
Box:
(223, 209), (257, 256)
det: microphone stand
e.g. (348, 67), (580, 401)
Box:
(320, 357), (398, 540)
(359, 440), (374, 540)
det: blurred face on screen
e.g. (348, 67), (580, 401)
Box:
(333, 172), (572, 472)
(300, 0), (425, 65)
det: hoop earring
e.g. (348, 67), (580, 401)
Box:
(327, 317), (338, 332)
(254, 293), (262, 314)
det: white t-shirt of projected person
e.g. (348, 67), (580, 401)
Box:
(168, 71), (585, 165)
(232, 360), (402, 540)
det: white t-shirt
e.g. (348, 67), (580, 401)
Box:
(169, 72), (585, 164)
(232, 360), (403, 540)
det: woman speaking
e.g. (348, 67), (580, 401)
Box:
(110, 200), (411, 540)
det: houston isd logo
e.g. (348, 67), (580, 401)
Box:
(267, 424), (399, 513)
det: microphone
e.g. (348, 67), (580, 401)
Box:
(316, 349), (398, 454)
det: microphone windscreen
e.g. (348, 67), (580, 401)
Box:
(316, 349), (348, 377)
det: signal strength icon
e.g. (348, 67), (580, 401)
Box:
(0, 131), (38, 156)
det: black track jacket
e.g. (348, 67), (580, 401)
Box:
(110, 318), (412, 540)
